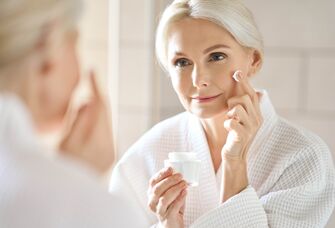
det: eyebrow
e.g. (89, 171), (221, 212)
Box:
(174, 51), (187, 57)
(172, 44), (230, 57)
(203, 44), (231, 54)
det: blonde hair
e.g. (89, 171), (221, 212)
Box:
(155, 0), (264, 71)
(0, 0), (82, 68)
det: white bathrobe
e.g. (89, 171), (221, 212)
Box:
(109, 91), (335, 228)
(0, 94), (140, 228)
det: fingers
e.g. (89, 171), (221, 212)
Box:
(227, 104), (248, 127)
(148, 173), (183, 212)
(233, 70), (261, 111)
(89, 71), (99, 99)
(149, 167), (173, 187)
(254, 92), (262, 116)
(223, 118), (244, 136)
(156, 180), (187, 216)
(166, 189), (187, 216)
(229, 70), (263, 125)
(59, 104), (90, 152)
(232, 70), (256, 99)
(227, 95), (261, 126)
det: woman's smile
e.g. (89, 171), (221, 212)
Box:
(191, 93), (223, 103)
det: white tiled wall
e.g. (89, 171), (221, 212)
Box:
(116, 0), (157, 154)
(252, 54), (303, 110)
(307, 56), (335, 112)
(79, 0), (108, 84)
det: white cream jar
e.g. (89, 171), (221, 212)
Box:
(164, 152), (201, 187)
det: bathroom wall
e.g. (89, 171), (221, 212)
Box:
(79, 0), (109, 87)
(115, 0), (157, 155)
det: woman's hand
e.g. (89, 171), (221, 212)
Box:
(220, 71), (263, 202)
(223, 71), (263, 161)
(58, 71), (114, 174)
(147, 167), (187, 228)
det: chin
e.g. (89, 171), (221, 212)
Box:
(188, 106), (228, 120)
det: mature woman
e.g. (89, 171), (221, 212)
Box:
(0, 0), (137, 227)
(110, 0), (335, 227)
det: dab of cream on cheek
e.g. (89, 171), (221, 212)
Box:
(232, 70), (243, 82)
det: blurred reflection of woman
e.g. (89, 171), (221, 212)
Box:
(0, 0), (138, 227)
(110, 0), (335, 227)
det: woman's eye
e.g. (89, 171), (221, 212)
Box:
(209, 52), (227, 62)
(174, 58), (191, 68)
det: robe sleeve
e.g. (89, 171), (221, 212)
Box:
(109, 160), (157, 228)
(190, 186), (268, 227)
(0, 145), (143, 228)
(191, 142), (335, 228)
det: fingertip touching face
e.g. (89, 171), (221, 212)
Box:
(166, 18), (260, 119)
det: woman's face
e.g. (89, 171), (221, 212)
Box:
(167, 18), (259, 119)
(36, 27), (80, 131)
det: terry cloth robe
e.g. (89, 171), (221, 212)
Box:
(0, 94), (140, 228)
(109, 90), (335, 228)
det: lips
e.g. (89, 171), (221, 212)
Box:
(191, 93), (222, 103)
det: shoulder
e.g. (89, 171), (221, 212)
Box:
(0, 142), (104, 196)
(0, 145), (126, 227)
(118, 112), (192, 161)
(273, 117), (330, 157)
(268, 117), (334, 180)
(252, 117), (335, 194)
(254, 116), (333, 178)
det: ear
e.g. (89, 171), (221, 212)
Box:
(247, 49), (262, 77)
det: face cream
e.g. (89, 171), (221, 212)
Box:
(164, 152), (201, 187)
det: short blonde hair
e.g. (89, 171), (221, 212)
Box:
(155, 0), (264, 71)
(0, 0), (82, 68)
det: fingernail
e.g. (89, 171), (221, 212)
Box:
(257, 91), (263, 100)
(175, 173), (183, 179)
(232, 70), (243, 82)
(181, 189), (187, 196)
(180, 180), (187, 187)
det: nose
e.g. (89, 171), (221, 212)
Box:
(191, 65), (209, 88)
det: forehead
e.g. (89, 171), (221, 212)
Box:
(167, 17), (237, 53)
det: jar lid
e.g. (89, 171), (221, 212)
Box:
(168, 152), (197, 161)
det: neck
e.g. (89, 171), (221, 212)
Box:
(200, 114), (228, 172)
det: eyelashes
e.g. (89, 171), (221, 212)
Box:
(174, 58), (191, 68)
(173, 52), (227, 68)
(208, 52), (227, 62)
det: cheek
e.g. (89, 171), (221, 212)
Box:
(169, 72), (193, 110)
(210, 66), (234, 93)
(60, 47), (80, 99)
(170, 72), (191, 98)
(48, 46), (80, 118)
(63, 45), (80, 88)
(211, 65), (246, 99)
